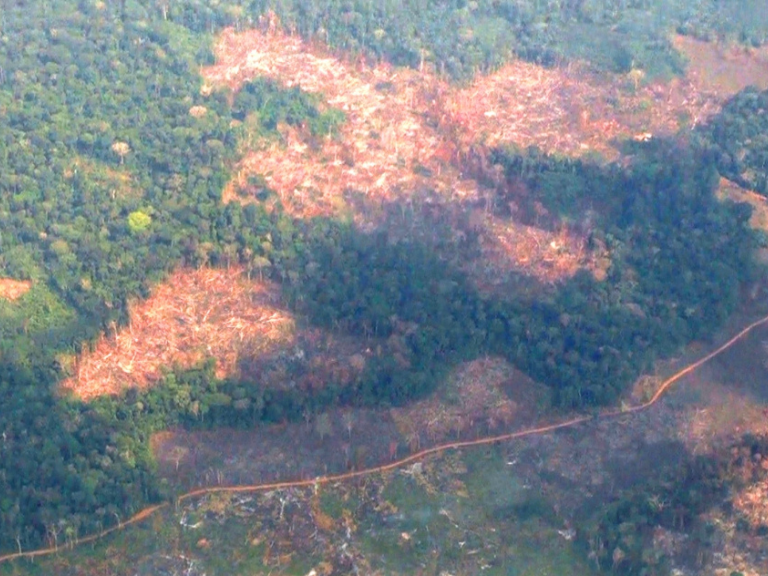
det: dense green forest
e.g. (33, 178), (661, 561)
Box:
(694, 86), (768, 195)
(1, 0), (768, 564)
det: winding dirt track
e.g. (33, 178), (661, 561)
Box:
(3, 312), (768, 565)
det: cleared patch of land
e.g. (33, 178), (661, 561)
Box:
(199, 20), (751, 295)
(0, 278), (31, 301)
(60, 267), (291, 398)
(150, 356), (547, 489)
(443, 57), (718, 157)
(60, 267), (367, 400)
(203, 23), (606, 287)
(673, 34), (768, 96)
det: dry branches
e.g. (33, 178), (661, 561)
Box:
(60, 267), (295, 400)
(203, 21), (602, 285)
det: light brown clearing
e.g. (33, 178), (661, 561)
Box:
(444, 59), (719, 158)
(202, 20), (739, 289)
(203, 21), (605, 286)
(0, 278), (31, 301)
(717, 176), (768, 232)
(61, 266), (376, 400)
(60, 267), (295, 400)
(389, 356), (545, 447)
(673, 34), (768, 97)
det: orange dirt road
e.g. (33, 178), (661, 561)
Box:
(3, 312), (768, 565)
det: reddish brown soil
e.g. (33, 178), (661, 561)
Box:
(60, 266), (367, 400)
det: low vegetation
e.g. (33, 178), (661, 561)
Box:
(577, 434), (768, 575)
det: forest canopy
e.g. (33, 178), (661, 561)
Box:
(694, 86), (768, 195)
(0, 0), (765, 560)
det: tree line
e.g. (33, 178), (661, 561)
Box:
(0, 0), (764, 559)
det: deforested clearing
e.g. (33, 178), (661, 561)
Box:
(203, 22), (620, 287)
(60, 267), (295, 400)
(202, 19), (728, 291)
(0, 278), (32, 301)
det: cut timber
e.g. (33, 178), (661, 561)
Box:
(60, 267), (295, 400)
(61, 267), (373, 401)
(203, 22), (606, 286)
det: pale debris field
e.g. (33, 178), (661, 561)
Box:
(61, 267), (296, 400)
(443, 56), (720, 158)
(0, 278), (32, 301)
(203, 21), (606, 287)
(201, 20), (731, 288)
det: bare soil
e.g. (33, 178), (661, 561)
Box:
(0, 278), (31, 301)
(202, 22), (616, 288)
(60, 266), (368, 399)
(197, 19), (748, 299)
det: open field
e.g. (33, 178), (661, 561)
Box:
(203, 19), (727, 293)
(60, 266), (369, 400)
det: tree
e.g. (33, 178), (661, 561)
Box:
(314, 412), (332, 441)
(110, 141), (130, 165)
(127, 210), (151, 234)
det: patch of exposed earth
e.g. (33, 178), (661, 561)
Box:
(152, 285), (768, 575)
(60, 266), (371, 400)
(197, 19), (761, 297)
(202, 22), (617, 289)
(0, 278), (31, 301)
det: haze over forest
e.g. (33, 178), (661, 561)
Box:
(3, 0), (768, 574)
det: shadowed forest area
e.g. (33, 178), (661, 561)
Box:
(3, 0), (768, 574)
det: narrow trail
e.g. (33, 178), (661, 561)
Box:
(3, 312), (768, 565)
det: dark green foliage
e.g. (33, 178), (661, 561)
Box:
(695, 86), (768, 195)
(576, 435), (768, 575)
(486, 142), (755, 401)
(0, 363), (162, 550)
(233, 79), (346, 137)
